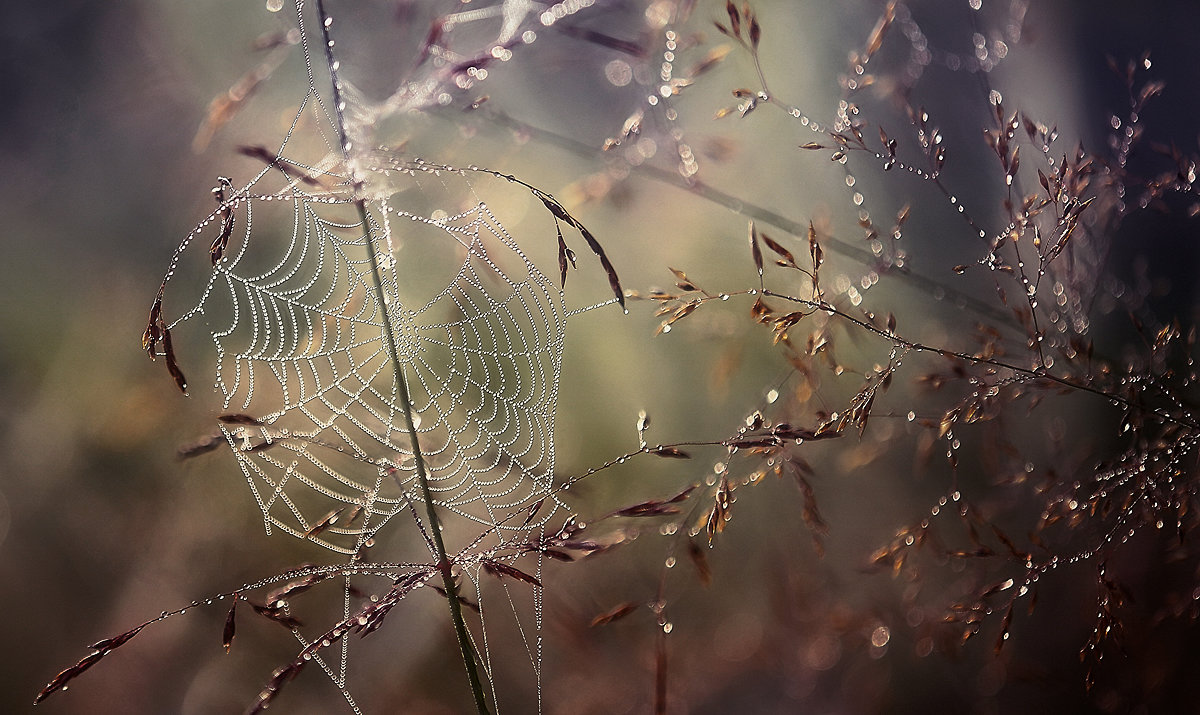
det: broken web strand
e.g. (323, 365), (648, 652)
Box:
(312, 1), (490, 712)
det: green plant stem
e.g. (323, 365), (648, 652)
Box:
(358, 197), (491, 715)
(311, 1), (490, 712)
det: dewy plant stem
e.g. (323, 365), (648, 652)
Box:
(312, 1), (490, 712)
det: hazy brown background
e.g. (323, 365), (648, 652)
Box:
(4, 1), (1199, 713)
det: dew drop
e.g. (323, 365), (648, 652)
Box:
(871, 625), (891, 647)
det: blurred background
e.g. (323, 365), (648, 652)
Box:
(3, 1), (1199, 713)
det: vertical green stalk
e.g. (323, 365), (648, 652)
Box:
(311, 2), (490, 712)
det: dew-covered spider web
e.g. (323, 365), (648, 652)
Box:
(158, 173), (585, 556)
(140, 0), (623, 709)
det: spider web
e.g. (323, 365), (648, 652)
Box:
(142, 0), (620, 708)
(143, 6), (620, 553)
(164, 176), (572, 556)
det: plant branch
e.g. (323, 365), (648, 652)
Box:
(760, 289), (1200, 431)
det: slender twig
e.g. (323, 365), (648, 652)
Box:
(760, 289), (1200, 431)
(310, 1), (490, 712)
